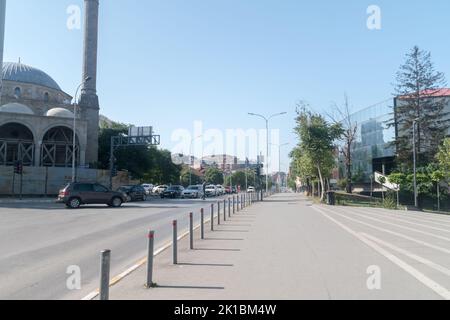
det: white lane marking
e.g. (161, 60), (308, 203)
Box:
(343, 207), (450, 233)
(370, 207), (450, 224)
(318, 205), (450, 255)
(360, 233), (450, 277)
(313, 206), (450, 300)
(332, 207), (450, 242)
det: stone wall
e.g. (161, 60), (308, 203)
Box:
(0, 166), (138, 196)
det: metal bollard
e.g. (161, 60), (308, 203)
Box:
(233, 196), (236, 214)
(201, 208), (205, 239)
(228, 198), (231, 217)
(223, 199), (227, 221)
(189, 212), (194, 250)
(173, 220), (178, 264)
(237, 195), (240, 212)
(218, 202), (221, 225)
(211, 204), (214, 231)
(146, 231), (155, 288)
(99, 249), (111, 300)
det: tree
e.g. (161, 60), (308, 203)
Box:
(436, 138), (450, 183)
(294, 104), (343, 202)
(390, 46), (449, 166)
(180, 167), (202, 187)
(98, 122), (182, 183)
(204, 167), (224, 185)
(328, 94), (358, 194)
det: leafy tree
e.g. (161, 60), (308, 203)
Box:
(294, 104), (343, 201)
(180, 167), (203, 187)
(389, 46), (449, 166)
(204, 167), (224, 185)
(436, 138), (450, 182)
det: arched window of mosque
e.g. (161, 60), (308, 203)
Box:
(44, 92), (49, 102)
(14, 87), (21, 98)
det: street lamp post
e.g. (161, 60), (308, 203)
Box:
(271, 142), (289, 192)
(413, 118), (420, 208)
(248, 112), (287, 193)
(72, 77), (91, 183)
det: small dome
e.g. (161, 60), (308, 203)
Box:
(46, 108), (74, 118)
(0, 103), (34, 115)
(2, 62), (61, 91)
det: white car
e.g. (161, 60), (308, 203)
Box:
(152, 185), (168, 194)
(247, 186), (256, 193)
(141, 183), (154, 195)
(205, 185), (218, 197)
(182, 185), (204, 199)
(216, 185), (225, 195)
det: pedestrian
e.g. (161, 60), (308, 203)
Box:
(202, 181), (207, 200)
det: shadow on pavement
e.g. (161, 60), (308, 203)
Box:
(156, 285), (225, 290)
(178, 263), (234, 267)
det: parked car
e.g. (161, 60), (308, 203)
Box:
(225, 186), (232, 194)
(182, 185), (204, 199)
(232, 186), (237, 194)
(141, 183), (154, 195)
(161, 185), (184, 199)
(57, 183), (127, 209)
(118, 185), (147, 202)
(216, 185), (225, 195)
(205, 185), (218, 197)
(152, 185), (168, 194)
(247, 186), (256, 193)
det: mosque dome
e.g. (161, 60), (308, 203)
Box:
(45, 108), (74, 118)
(2, 62), (62, 91)
(0, 103), (34, 115)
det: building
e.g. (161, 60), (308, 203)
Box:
(339, 91), (450, 185)
(0, 0), (100, 169)
(338, 99), (396, 184)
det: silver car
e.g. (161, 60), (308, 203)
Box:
(182, 185), (204, 199)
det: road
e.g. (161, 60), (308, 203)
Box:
(0, 195), (233, 300)
(2, 193), (450, 300)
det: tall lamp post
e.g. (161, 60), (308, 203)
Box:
(271, 142), (289, 191)
(248, 112), (287, 193)
(413, 118), (420, 208)
(72, 77), (91, 183)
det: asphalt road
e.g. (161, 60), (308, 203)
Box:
(0, 195), (234, 300)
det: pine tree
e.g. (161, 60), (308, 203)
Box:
(390, 46), (450, 167)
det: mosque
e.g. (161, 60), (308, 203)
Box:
(0, 0), (100, 169)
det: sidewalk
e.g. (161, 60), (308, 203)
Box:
(105, 192), (440, 300)
(106, 193), (329, 300)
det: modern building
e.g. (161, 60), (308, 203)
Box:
(0, 0), (100, 169)
(339, 90), (450, 184)
(338, 99), (396, 184)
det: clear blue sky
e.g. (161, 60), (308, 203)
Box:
(4, 0), (450, 172)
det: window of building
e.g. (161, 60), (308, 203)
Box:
(14, 87), (21, 98)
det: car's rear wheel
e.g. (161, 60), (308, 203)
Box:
(111, 197), (123, 208)
(142, 194), (147, 201)
(126, 195), (132, 202)
(68, 198), (81, 209)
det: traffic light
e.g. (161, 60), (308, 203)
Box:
(14, 161), (23, 174)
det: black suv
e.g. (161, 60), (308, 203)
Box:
(161, 185), (184, 199)
(117, 185), (147, 202)
(58, 183), (127, 209)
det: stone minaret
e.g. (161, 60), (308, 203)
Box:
(79, 0), (100, 167)
(0, 0), (6, 105)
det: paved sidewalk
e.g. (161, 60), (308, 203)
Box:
(106, 193), (442, 300)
